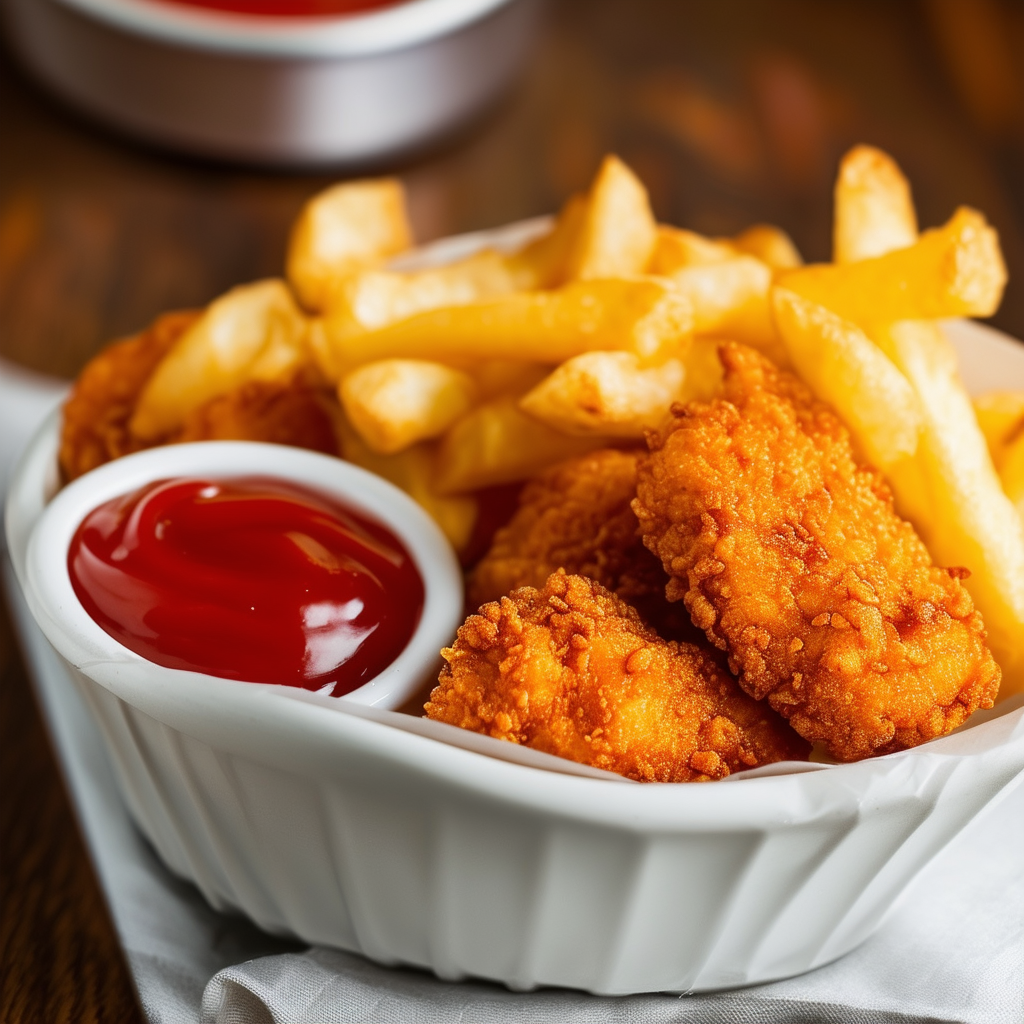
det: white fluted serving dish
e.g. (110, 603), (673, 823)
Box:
(5, 217), (1024, 993)
(2, 0), (539, 165)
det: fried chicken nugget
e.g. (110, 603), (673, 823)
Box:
(468, 449), (689, 636)
(60, 310), (199, 481)
(176, 378), (339, 455)
(426, 572), (809, 782)
(60, 311), (341, 482)
(633, 342), (1001, 762)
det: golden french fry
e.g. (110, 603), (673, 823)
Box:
(665, 255), (775, 346)
(323, 277), (693, 368)
(677, 337), (725, 403)
(471, 360), (550, 400)
(1001, 434), (1024, 520)
(509, 193), (588, 288)
(833, 145), (918, 264)
(131, 280), (308, 441)
(648, 227), (736, 273)
(286, 179), (412, 312)
(773, 288), (922, 469)
(306, 317), (344, 383)
(340, 359), (477, 454)
(337, 418), (478, 551)
(564, 155), (658, 280)
(877, 320), (1024, 696)
(731, 224), (803, 271)
(519, 351), (685, 437)
(323, 249), (528, 362)
(318, 197), (594, 368)
(780, 207), (1007, 325)
(973, 392), (1024, 470)
(434, 395), (609, 493)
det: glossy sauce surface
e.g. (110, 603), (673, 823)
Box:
(150, 0), (403, 17)
(68, 477), (424, 695)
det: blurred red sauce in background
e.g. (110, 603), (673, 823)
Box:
(152, 0), (404, 17)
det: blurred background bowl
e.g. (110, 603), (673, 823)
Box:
(3, 0), (541, 166)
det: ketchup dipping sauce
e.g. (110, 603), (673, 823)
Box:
(68, 477), (425, 696)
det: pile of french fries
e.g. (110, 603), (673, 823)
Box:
(127, 148), (1024, 696)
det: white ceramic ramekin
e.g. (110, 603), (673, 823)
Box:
(18, 440), (464, 709)
(2, 0), (540, 164)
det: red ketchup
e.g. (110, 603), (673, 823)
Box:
(68, 477), (424, 696)
(151, 0), (403, 16)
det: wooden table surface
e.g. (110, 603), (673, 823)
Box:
(1, 1), (1021, 1020)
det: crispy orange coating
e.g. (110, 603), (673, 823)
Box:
(60, 312), (341, 482)
(427, 572), (809, 782)
(60, 310), (199, 481)
(468, 449), (690, 637)
(633, 342), (1001, 762)
(176, 378), (339, 454)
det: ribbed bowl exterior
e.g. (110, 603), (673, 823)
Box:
(62, 655), (1024, 994)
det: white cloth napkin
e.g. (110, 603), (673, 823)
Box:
(3, 364), (1022, 1024)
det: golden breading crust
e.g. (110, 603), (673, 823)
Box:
(60, 312), (340, 482)
(633, 342), (1001, 762)
(176, 378), (339, 455)
(468, 449), (691, 638)
(60, 310), (199, 481)
(427, 572), (809, 782)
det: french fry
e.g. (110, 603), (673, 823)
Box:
(318, 196), (593, 368)
(732, 224), (803, 271)
(434, 395), (609, 494)
(973, 392), (1024, 520)
(306, 317), (344, 383)
(471, 360), (550, 400)
(286, 179), (413, 312)
(828, 146), (1024, 689)
(833, 145), (917, 264)
(648, 227), (736, 273)
(340, 359), (477, 454)
(131, 279), (308, 441)
(564, 155), (658, 280)
(676, 336), (725, 403)
(772, 288), (922, 470)
(780, 207), (1007, 325)
(1001, 434), (1024, 520)
(519, 351), (685, 437)
(877, 320), (1024, 696)
(323, 277), (693, 368)
(974, 391), (1024, 470)
(323, 250), (528, 363)
(337, 417), (478, 551)
(664, 255), (775, 346)
(509, 193), (588, 288)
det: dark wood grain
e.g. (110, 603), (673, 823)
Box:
(1, 1), (1021, 1020)
(0, 587), (145, 1024)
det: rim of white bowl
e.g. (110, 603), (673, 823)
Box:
(24, 439), (464, 709)
(54, 0), (518, 57)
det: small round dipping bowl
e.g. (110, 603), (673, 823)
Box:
(4, 0), (540, 164)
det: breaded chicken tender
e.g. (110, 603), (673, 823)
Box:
(634, 342), (1001, 762)
(60, 312), (340, 482)
(468, 449), (689, 637)
(60, 310), (199, 481)
(426, 572), (809, 782)
(176, 378), (339, 454)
